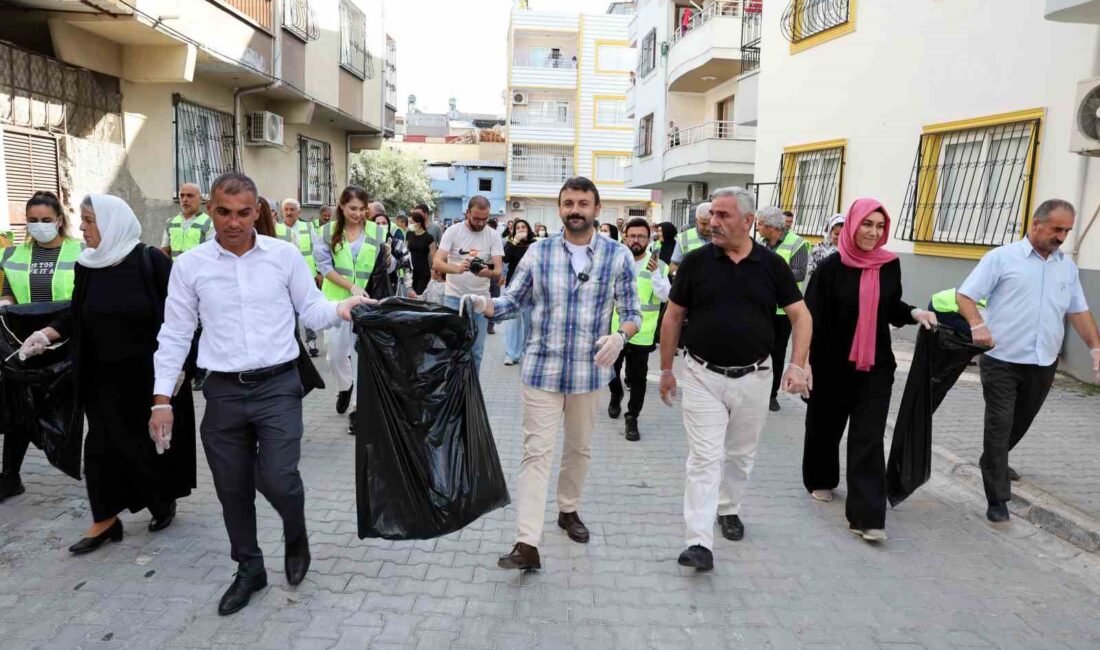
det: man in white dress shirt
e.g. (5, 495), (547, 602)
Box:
(149, 172), (371, 616)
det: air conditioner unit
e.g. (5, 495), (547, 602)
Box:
(686, 182), (708, 203)
(1071, 76), (1100, 156)
(249, 111), (284, 146)
(512, 92), (529, 106)
(510, 199), (526, 211)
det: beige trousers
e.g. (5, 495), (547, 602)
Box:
(514, 385), (599, 546)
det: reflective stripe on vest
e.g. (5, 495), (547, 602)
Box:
(1, 238), (83, 303)
(774, 230), (809, 315)
(678, 228), (705, 255)
(931, 288), (987, 313)
(611, 259), (668, 347)
(321, 221), (383, 301)
(167, 213), (212, 258)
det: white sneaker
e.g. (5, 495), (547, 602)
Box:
(503, 358), (516, 366)
(810, 489), (833, 502)
(853, 528), (887, 542)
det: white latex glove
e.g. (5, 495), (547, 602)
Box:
(459, 294), (487, 316)
(350, 284), (367, 298)
(1091, 348), (1100, 384)
(337, 295), (377, 322)
(911, 308), (938, 330)
(594, 333), (625, 369)
(148, 406), (173, 455)
(18, 330), (51, 361)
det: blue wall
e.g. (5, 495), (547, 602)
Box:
(430, 165), (506, 221)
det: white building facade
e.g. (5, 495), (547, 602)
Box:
(753, 0), (1100, 383)
(625, 0), (759, 229)
(505, 7), (653, 231)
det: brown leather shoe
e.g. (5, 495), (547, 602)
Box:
(557, 511), (590, 544)
(497, 542), (541, 570)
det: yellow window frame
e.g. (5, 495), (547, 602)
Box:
(594, 39), (632, 75)
(593, 95), (631, 130)
(789, 0), (857, 55)
(591, 150), (631, 186)
(777, 139), (847, 231)
(909, 108), (1044, 260)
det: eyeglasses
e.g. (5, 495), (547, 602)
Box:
(624, 233), (650, 241)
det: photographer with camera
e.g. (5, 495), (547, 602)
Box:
(432, 195), (504, 370)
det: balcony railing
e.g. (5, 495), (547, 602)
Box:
(510, 110), (574, 128)
(670, 1), (742, 47)
(511, 156), (574, 183)
(512, 56), (577, 70)
(666, 121), (749, 150)
(741, 7), (762, 74)
(781, 0), (851, 43)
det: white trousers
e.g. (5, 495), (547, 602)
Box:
(326, 321), (357, 407)
(514, 385), (598, 546)
(681, 354), (771, 549)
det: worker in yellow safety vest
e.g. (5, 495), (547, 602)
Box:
(608, 218), (672, 442)
(757, 206), (811, 412)
(929, 288), (987, 336)
(161, 183), (213, 259)
(277, 198), (323, 356)
(0, 190), (84, 501)
(669, 201), (713, 274)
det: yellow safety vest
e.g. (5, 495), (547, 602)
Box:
(774, 230), (810, 315)
(1, 238), (83, 303)
(677, 227), (706, 255)
(275, 220), (317, 275)
(0, 233), (10, 292)
(320, 222), (383, 301)
(166, 213), (213, 258)
(931, 288), (987, 313)
(611, 257), (668, 347)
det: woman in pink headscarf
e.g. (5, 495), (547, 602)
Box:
(800, 198), (937, 542)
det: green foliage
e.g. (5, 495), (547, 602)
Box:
(348, 148), (437, 215)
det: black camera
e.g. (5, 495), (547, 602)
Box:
(468, 258), (494, 274)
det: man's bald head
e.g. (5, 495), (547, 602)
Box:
(369, 201), (386, 218)
(179, 183), (203, 218)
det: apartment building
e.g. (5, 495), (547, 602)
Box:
(625, 0), (759, 229)
(0, 0), (387, 242)
(752, 0), (1100, 383)
(505, 4), (652, 231)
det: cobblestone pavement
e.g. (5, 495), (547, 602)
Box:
(1, 329), (1100, 649)
(890, 337), (1100, 519)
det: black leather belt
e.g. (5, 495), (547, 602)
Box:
(211, 360), (296, 385)
(687, 352), (769, 379)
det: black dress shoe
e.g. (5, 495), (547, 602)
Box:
(718, 514), (745, 541)
(608, 401), (621, 419)
(1008, 466), (1021, 482)
(218, 569), (268, 616)
(624, 415), (640, 442)
(557, 511), (590, 543)
(148, 501), (177, 532)
(69, 519), (123, 555)
(677, 545), (713, 571)
(769, 397), (780, 412)
(285, 534), (311, 586)
(347, 411), (357, 436)
(336, 386), (353, 414)
(0, 473), (25, 502)
(987, 501), (1010, 523)
(497, 542), (541, 571)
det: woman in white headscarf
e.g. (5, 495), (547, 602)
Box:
(19, 195), (196, 554)
(808, 213), (845, 279)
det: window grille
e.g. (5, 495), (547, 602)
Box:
(741, 7), (762, 74)
(299, 135), (335, 207)
(511, 144), (573, 183)
(771, 145), (844, 237)
(638, 29), (657, 78)
(896, 118), (1040, 247)
(173, 95), (236, 196)
(635, 114), (654, 157)
(781, 0), (851, 43)
(283, 0), (319, 41)
(670, 198), (694, 230)
(340, 0), (368, 79)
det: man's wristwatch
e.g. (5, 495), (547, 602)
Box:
(616, 329), (628, 345)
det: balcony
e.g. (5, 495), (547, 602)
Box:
(510, 152), (574, 196)
(663, 121), (755, 183)
(509, 108), (575, 144)
(1046, 0), (1100, 22)
(511, 55), (577, 89)
(667, 1), (745, 92)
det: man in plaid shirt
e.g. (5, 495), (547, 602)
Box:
(468, 177), (642, 571)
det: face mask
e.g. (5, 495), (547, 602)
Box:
(27, 222), (59, 244)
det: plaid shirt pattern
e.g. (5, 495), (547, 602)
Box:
(493, 233), (642, 394)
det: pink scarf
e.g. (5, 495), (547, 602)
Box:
(837, 198), (897, 372)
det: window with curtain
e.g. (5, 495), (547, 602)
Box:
(595, 98), (628, 128)
(594, 154), (627, 183)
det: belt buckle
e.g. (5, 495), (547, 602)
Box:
(238, 371), (257, 385)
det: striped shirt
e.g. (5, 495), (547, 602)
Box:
(493, 233), (642, 394)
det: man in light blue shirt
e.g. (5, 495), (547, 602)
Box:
(957, 199), (1100, 524)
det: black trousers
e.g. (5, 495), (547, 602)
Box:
(201, 369), (307, 572)
(771, 314), (792, 400)
(978, 356), (1056, 503)
(608, 343), (653, 418)
(803, 367), (894, 530)
(1, 427), (31, 478)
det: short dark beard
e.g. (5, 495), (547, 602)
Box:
(564, 213), (590, 234)
(466, 220), (485, 232)
(629, 244), (646, 257)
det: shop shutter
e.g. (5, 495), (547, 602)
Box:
(3, 128), (60, 243)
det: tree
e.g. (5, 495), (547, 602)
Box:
(348, 147), (437, 215)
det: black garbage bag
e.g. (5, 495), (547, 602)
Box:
(0, 302), (82, 480)
(887, 325), (989, 506)
(352, 297), (510, 540)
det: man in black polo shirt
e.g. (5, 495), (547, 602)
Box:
(659, 187), (812, 571)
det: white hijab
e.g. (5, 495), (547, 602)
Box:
(77, 195), (143, 269)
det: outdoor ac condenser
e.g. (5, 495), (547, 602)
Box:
(510, 199), (525, 211)
(1070, 76), (1100, 156)
(249, 111), (285, 147)
(512, 92), (529, 106)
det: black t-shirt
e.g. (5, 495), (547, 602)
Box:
(669, 241), (802, 366)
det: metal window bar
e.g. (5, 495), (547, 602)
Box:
(740, 8), (762, 74)
(173, 94), (236, 196)
(666, 121), (741, 150)
(512, 55), (577, 70)
(637, 29), (657, 78)
(671, 1), (742, 47)
(896, 119), (1040, 247)
(670, 198), (694, 230)
(770, 146), (844, 237)
(339, 0), (367, 78)
(283, 0), (319, 41)
(780, 0), (850, 43)
(511, 144), (573, 183)
(299, 136), (334, 206)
